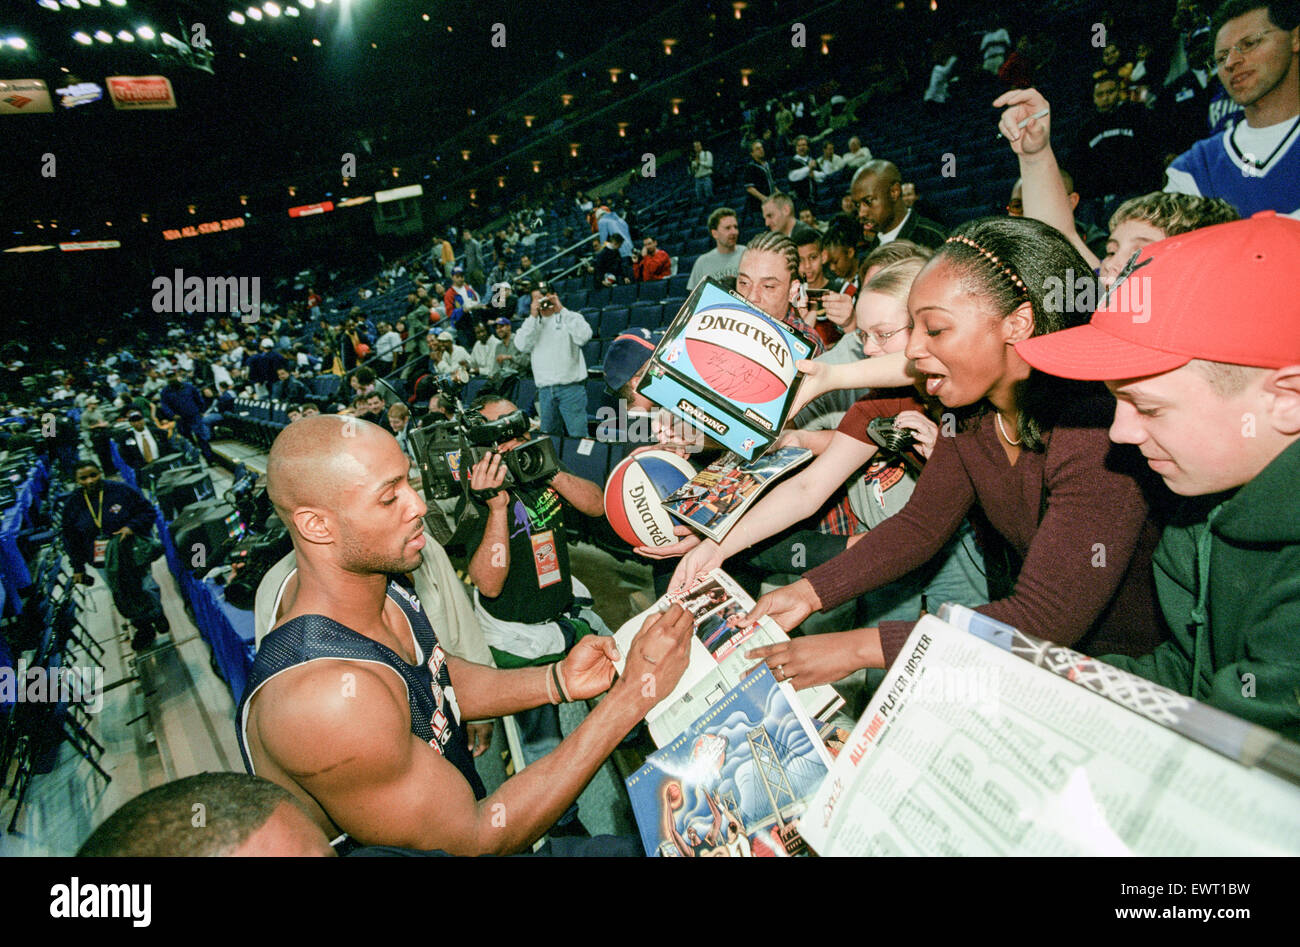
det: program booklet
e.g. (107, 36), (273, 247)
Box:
(625, 665), (832, 856)
(660, 446), (813, 542)
(636, 278), (813, 460)
(800, 612), (1300, 857)
(612, 568), (843, 746)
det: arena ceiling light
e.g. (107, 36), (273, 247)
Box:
(93, 29), (112, 42)
(246, 6), (262, 20)
(264, 2), (281, 17)
(6, 37), (28, 49)
(38, 0), (60, 10)
(285, 6), (299, 16)
(301, 0), (314, 7)
(228, 10), (244, 24)
(135, 25), (154, 38)
(108, 0), (126, 6)
(60, 0), (80, 8)
(83, 0), (100, 5)
(115, 29), (133, 41)
(72, 30), (91, 43)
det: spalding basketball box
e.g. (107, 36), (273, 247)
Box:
(636, 278), (812, 460)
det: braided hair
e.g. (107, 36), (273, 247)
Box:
(930, 216), (1102, 451)
(742, 230), (800, 281)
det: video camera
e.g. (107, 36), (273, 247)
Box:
(409, 403), (560, 544)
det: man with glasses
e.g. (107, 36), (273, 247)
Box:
(1165, 0), (1300, 217)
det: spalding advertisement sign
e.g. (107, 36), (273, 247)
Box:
(637, 279), (811, 460)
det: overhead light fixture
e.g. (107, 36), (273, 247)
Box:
(301, 0), (314, 6)
(285, 6), (298, 16)
(239, 194), (248, 205)
(608, 67), (622, 83)
(94, 30), (112, 43)
(421, 13), (429, 21)
(107, 0), (125, 5)
(487, 133), (499, 145)
(83, 0), (100, 5)
(311, 37), (320, 46)
(60, 0), (80, 8)
(73, 31), (92, 44)
(6, 37), (28, 50)
(733, 1), (747, 18)
(229, 10), (245, 23)
(670, 97), (682, 115)
(523, 114), (535, 128)
(560, 93), (573, 106)
(532, 160), (540, 173)
(246, 6), (262, 20)
(264, 2), (281, 17)
(116, 30), (134, 42)
(496, 176), (505, 188)
(569, 142), (579, 157)
(391, 167), (400, 178)
(136, 25), (155, 38)
(39, 0), (60, 10)
(140, 213), (148, 223)
(821, 33), (833, 54)
(740, 68), (752, 86)
(617, 122), (628, 137)
(662, 38), (677, 55)
(187, 204), (196, 215)
(461, 149), (470, 160)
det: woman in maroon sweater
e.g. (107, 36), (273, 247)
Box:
(747, 216), (1165, 689)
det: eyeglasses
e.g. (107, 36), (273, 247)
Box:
(858, 323), (912, 348)
(1209, 28), (1278, 70)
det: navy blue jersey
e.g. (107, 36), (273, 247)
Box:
(236, 577), (486, 841)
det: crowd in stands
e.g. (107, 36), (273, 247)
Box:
(17, 0), (1300, 857)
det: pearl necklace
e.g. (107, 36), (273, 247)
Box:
(995, 411), (1022, 447)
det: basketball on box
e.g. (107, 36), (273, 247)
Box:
(681, 304), (798, 403)
(604, 450), (696, 548)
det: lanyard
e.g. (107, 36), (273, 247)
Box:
(85, 488), (105, 531)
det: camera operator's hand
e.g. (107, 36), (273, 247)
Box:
(469, 451), (509, 510)
(545, 292), (562, 316)
(893, 409), (939, 459)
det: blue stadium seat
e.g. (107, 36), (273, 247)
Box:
(582, 339), (602, 369)
(580, 307), (602, 334)
(610, 283), (638, 305)
(598, 306), (629, 338)
(667, 273), (690, 296)
(514, 376), (539, 418)
(565, 288), (589, 309)
(560, 436), (610, 488)
(461, 376), (490, 407)
(638, 279), (668, 302)
(627, 301), (660, 330)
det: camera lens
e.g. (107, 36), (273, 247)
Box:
(514, 444), (544, 478)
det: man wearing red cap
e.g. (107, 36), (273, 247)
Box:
(1017, 212), (1300, 740)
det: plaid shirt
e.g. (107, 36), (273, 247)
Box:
(815, 490), (861, 537)
(781, 307), (826, 358)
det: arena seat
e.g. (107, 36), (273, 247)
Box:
(637, 280), (668, 302)
(598, 307), (629, 339)
(610, 283), (637, 305)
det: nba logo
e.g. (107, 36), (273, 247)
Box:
(740, 438), (755, 452)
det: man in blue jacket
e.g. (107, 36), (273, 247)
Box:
(62, 461), (169, 651)
(159, 372), (216, 463)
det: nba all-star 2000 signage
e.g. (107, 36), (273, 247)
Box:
(637, 279), (811, 460)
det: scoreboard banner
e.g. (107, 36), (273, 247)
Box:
(106, 75), (177, 110)
(0, 79), (54, 115)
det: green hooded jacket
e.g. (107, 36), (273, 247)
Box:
(1102, 439), (1300, 741)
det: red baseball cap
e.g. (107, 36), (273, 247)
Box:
(1016, 212), (1300, 380)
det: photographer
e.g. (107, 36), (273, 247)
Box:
(514, 285), (592, 437)
(463, 395), (609, 830)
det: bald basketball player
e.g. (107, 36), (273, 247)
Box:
(236, 415), (693, 855)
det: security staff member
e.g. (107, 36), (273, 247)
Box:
(62, 461), (169, 651)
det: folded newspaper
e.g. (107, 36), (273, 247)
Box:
(613, 569), (843, 746)
(660, 446), (813, 543)
(800, 607), (1300, 856)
